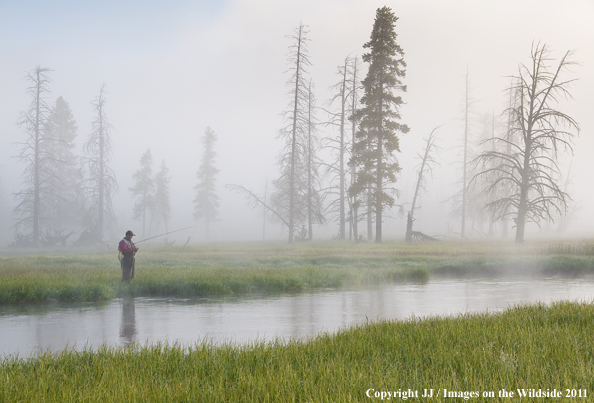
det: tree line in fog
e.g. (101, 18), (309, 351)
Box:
(6, 6), (579, 247)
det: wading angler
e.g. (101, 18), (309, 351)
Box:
(119, 230), (139, 282)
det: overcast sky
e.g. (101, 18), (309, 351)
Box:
(0, 0), (592, 242)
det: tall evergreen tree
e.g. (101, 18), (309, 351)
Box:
(194, 127), (219, 239)
(81, 85), (118, 243)
(129, 149), (154, 238)
(350, 7), (409, 243)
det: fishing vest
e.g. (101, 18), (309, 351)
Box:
(118, 238), (133, 253)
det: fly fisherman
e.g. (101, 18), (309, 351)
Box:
(119, 230), (139, 282)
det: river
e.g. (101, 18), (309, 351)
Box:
(2, 277), (594, 357)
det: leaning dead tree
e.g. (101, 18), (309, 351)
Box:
(472, 43), (579, 244)
(225, 184), (290, 229)
(405, 127), (440, 242)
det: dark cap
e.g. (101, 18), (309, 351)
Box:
(126, 230), (135, 236)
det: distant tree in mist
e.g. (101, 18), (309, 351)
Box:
(549, 166), (580, 234)
(460, 69), (471, 238)
(271, 23), (323, 243)
(42, 96), (84, 244)
(470, 112), (501, 237)
(13, 67), (53, 246)
(472, 43), (579, 244)
(129, 148), (154, 238)
(194, 127), (219, 239)
(0, 172), (10, 243)
(81, 85), (118, 243)
(153, 160), (171, 237)
(350, 7), (409, 243)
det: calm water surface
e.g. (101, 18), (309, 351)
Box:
(2, 277), (594, 357)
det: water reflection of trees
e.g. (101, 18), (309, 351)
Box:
(120, 297), (136, 346)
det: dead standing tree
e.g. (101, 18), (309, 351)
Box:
(81, 85), (118, 243)
(304, 80), (325, 240)
(472, 43), (579, 244)
(321, 57), (351, 240)
(405, 127), (440, 242)
(348, 57), (363, 241)
(322, 56), (363, 241)
(449, 68), (478, 239)
(272, 23), (315, 243)
(13, 67), (53, 246)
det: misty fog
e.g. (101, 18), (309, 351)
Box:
(1, 0), (593, 248)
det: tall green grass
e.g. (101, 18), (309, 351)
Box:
(2, 239), (594, 304)
(2, 301), (593, 402)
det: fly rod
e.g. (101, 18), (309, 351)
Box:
(134, 225), (196, 244)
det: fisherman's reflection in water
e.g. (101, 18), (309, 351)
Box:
(120, 296), (136, 346)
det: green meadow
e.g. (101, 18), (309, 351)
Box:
(1, 239), (594, 304)
(2, 240), (594, 401)
(2, 301), (594, 402)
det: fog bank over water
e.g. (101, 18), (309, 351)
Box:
(0, 0), (592, 246)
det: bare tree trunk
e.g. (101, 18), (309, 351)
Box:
(367, 188), (373, 241)
(350, 58), (359, 241)
(461, 68), (469, 238)
(33, 70), (42, 247)
(502, 77), (516, 239)
(262, 179), (268, 240)
(487, 111), (495, 238)
(338, 61), (347, 240)
(288, 25), (305, 244)
(307, 81), (313, 241)
(375, 80), (384, 243)
(98, 100), (105, 242)
(406, 127), (439, 242)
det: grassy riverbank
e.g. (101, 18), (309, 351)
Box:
(2, 301), (593, 402)
(1, 239), (594, 304)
